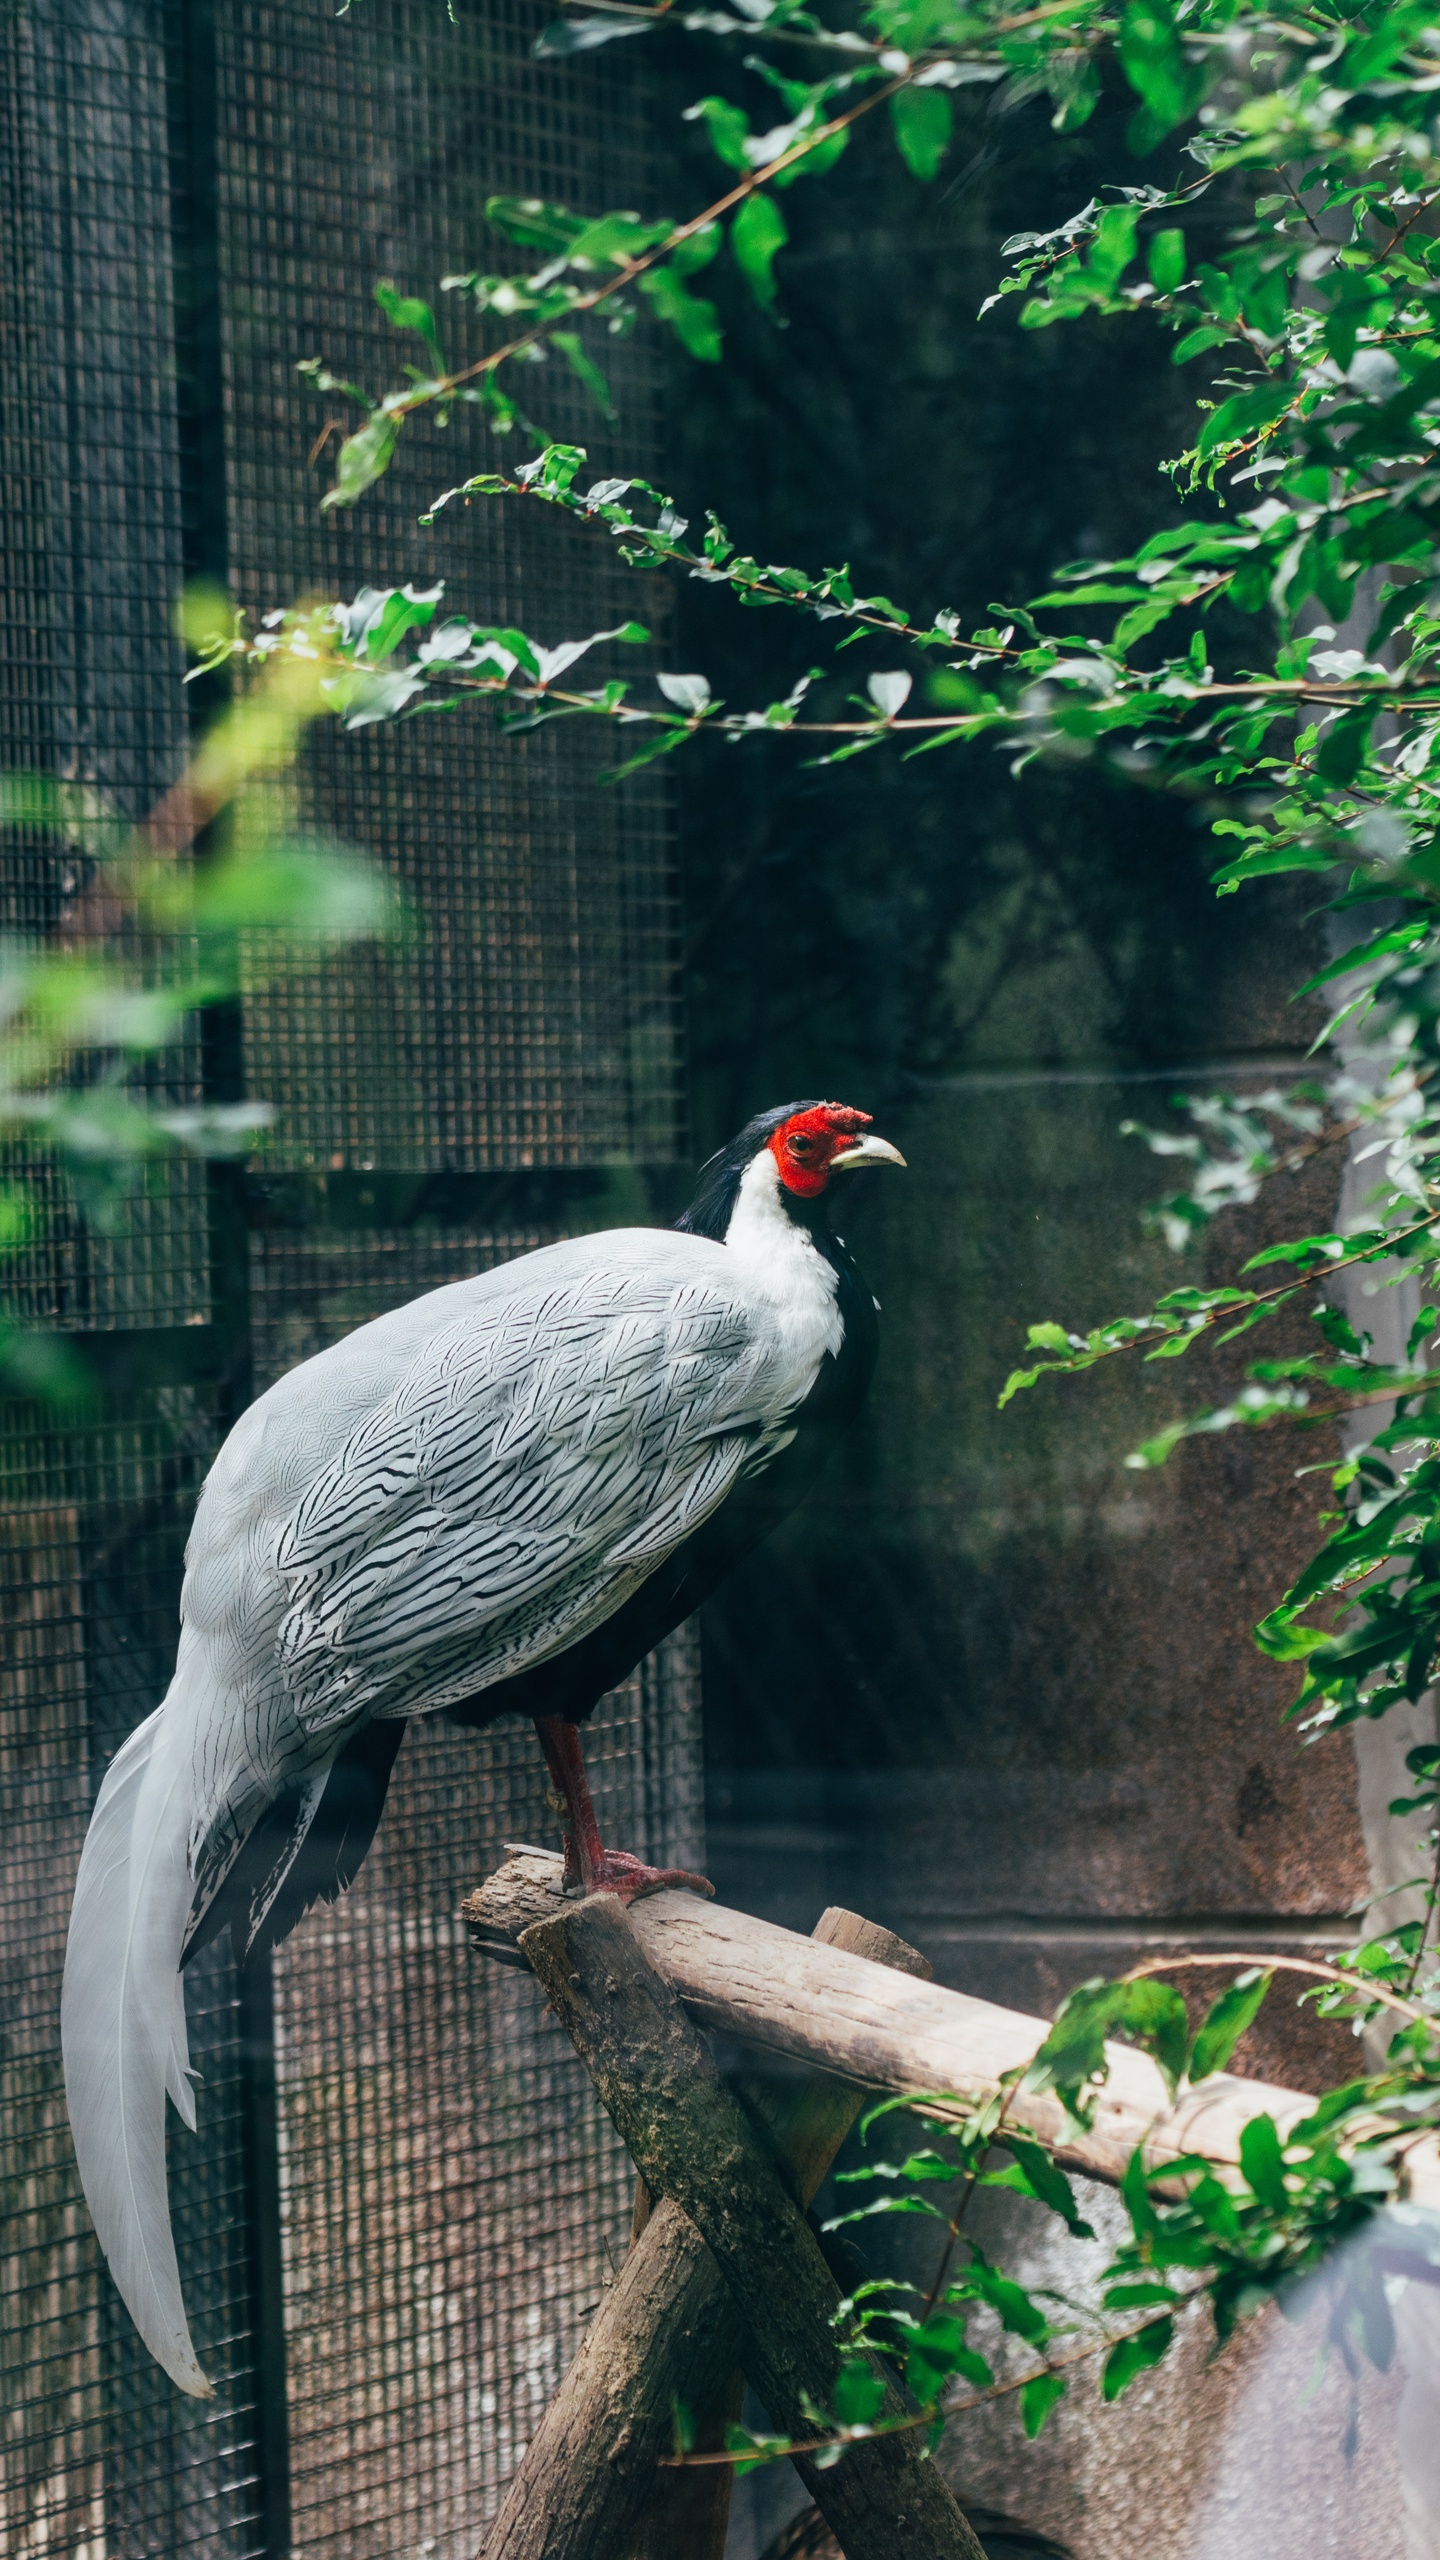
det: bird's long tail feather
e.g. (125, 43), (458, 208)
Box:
(62, 1695), (213, 2398)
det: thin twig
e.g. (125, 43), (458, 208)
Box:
(1123, 1949), (1436, 2033)
(659, 2307), (1190, 2469)
(548, 0), (1099, 39)
(421, 676), (1440, 736)
(375, 69), (923, 426)
(432, 463), (1440, 695)
(920, 2085), (1018, 2325)
(1011, 1206), (1440, 1382)
(1404, 1829), (1440, 1999)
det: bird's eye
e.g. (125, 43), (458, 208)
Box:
(789, 1134), (814, 1155)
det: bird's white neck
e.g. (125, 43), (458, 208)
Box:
(721, 1150), (844, 1390)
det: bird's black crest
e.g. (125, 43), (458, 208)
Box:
(672, 1100), (824, 1242)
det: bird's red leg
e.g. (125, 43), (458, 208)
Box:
(531, 1715), (714, 1904)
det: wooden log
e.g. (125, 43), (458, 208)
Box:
(627, 1907), (934, 2560)
(479, 1905), (930, 2560)
(478, 2189), (727, 2560)
(519, 1893), (988, 2560)
(478, 1904), (930, 2560)
(464, 1852), (1440, 2210)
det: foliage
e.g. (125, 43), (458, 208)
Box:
(187, 0), (1440, 2479)
(0, 622), (394, 1394)
(691, 1946), (1440, 2470)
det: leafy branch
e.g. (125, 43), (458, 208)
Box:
(998, 1212), (1440, 1407)
(0, 611), (394, 1395)
(302, 50), (984, 505)
(662, 2301), (1186, 2471)
(668, 1929), (1440, 2478)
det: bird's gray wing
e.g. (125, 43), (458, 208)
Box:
(270, 1253), (774, 1734)
(64, 1233), (782, 2402)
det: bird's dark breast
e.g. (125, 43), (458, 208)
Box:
(443, 1244), (878, 1732)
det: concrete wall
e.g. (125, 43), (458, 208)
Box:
(701, 929), (1426, 2552)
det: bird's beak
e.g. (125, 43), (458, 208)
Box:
(828, 1133), (907, 1172)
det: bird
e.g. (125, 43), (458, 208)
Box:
(61, 1098), (904, 2397)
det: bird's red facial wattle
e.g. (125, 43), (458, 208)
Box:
(767, 1104), (906, 1197)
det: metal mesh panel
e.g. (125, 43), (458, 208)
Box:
(0, 16), (253, 2548)
(0, 1395), (270, 2560)
(1, 0), (698, 2549)
(216, 0), (684, 1174)
(0, 0), (185, 830)
(0, 1153), (212, 1332)
(274, 1639), (703, 2560)
(0, 0), (209, 1332)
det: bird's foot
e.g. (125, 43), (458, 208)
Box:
(572, 1847), (715, 1905)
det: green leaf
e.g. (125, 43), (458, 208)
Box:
(532, 12), (654, 54)
(374, 278), (443, 374)
(484, 194), (586, 255)
(1238, 2113), (1289, 2212)
(567, 210), (674, 269)
(1121, 2145), (1161, 2242)
(1026, 1320), (1071, 1352)
(1048, 54), (1100, 131)
(1118, 1977), (1190, 2099)
(1102, 2317), (1173, 2399)
(191, 841), (394, 939)
(731, 193), (788, 315)
(831, 2357), (886, 2426)
(551, 330), (615, 419)
(968, 2263), (1050, 2344)
(1119, 0), (1202, 144)
(1197, 379), (1296, 462)
(906, 2314), (990, 2402)
(1173, 323), (1235, 363)
(1020, 2371), (1067, 2437)
(1242, 1234), (1350, 1273)
(601, 722), (696, 782)
(723, 2421), (792, 2477)
(775, 125), (849, 189)
(825, 2191), (950, 2229)
(1189, 1969), (1272, 2081)
(890, 88), (952, 185)
(1088, 203), (1142, 291)
(1148, 227), (1186, 294)
(632, 229), (720, 357)
(1104, 2280), (1181, 2311)
(1023, 1979), (1126, 2117)
(1314, 705), (1375, 787)
(321, 410), (400, 510)
(348, 584), (442, 663)
(685, 95), (753, 173)
(1000, 2136), (1095, 2237)
(1186, 2173), (1243, 2241)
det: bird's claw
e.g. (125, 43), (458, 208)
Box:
(576, 1849), (716, 1906)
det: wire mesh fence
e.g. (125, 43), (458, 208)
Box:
(273, 1639), (702, 2560)
(216, 0), (681, 1174)
(0, 0), (692, 2550)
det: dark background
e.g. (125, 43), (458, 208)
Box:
(648, 55), (1371, 2063)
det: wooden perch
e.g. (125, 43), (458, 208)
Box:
(464, 1851), (1440, 2210)
(479, 1906), (932, 2560)
(516, 1891), (987, 2560)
